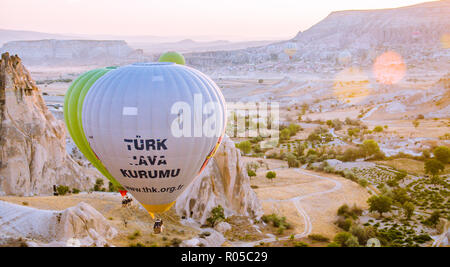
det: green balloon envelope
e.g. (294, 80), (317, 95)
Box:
(158, 51), (186, 65)
(64, 67), (121, 187)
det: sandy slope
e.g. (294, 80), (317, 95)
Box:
(245, 158), (370, 241)
(0, 192), (199, 247)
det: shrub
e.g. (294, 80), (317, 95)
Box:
(266, 171), (276, 180)
(286, 153), (300, 168)
(56, 185), (70, 196)
(337, 204), (350, 217)
(171, 238), (182, 247)
(425, 159), (445, 176)
(237, 141), (252, 154)
(293, 241), (309, 247)
(206, 205), (225, 227)
(129, 242), (145, 247)
(280, 128), (291, 141)
(413, 234), (432, 244)
(327, 242), (340, 247)
(128, 230), (141, 240)
(424, 211), (440, 227)
(262, 213), (291, 234)
(308, 234), (330, 242)
(373, 126), (384, 133)
(392, 188), (409, 204)
(72, 188), (80, 194)
(247, 169), (256, 177)
(402, 202), (415, 220)
(350, 225), (375, 245)
(333, 232), (354, 247)
(358, 179), (368, 187)
(433, 146), (450, 164)
(345, 235), (360, 247)
(361, 139), (381, 157)
(336, 217), (353, 231)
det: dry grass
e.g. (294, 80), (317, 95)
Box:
(377, 158), (450, 175)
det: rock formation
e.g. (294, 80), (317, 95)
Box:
(0, 53), (98, 196)
(0, 200), (117, 247)
(0, 40), (136, 66)
(187, 1), (450, 69)
(176, 136), (263, 224)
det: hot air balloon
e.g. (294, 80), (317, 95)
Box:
(77, 62), (226, 218)
(284, 42), (297, 60)
(64, 67), (123, 190)
(159, 51), (186, 65)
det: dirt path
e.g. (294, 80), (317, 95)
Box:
(232, 168), (346, 247)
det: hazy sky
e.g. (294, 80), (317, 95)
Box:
(0, 0), (435, 40)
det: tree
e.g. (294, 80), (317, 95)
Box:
(266, 171), (276, 181)
(361, 139), (380, 157)
(424, 159), (444, 176)
(433, 146), (450, 164)
(373, 126), (384, 133)
(237, 141), (252, 155)
(367, 195), (392, 217)
(392, 188), (409, 205)
(247, 169), (256, 177)
(280, 128), (291, 141)
(206, 205), (225, 227)
(403, 202), (415, 220)
(395, 170), (407, 181)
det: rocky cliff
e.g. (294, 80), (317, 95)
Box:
(0, 200), (117, 247)
(176, 136), (263, 224)
(187, 1), (450, 69)
(0, 39), (138, 66)
(0, 53), (98, 196)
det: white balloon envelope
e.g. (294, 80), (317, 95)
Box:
(82, 62), (226, 217)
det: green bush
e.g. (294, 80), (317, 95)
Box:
(262, 213), (291, 234)
(308, 234), (329, 242)
(293, 241), (309, 247)
(333, 232), (354, 247)
(425, 159), (444, 176)
(93, 178), (105, 192)
(368, 195), (392, 217)
(433, 146), (450, 164)
(327, 242), (341, 247)
(247, 169), (256, 177)
(373, 126), (384, 133)
(56, 185), (70, 196)
(336, 217), (353, 231)
(423, 211), (440, 227)
(358, 179), (368, 187)
(72, 188), (80, 194)
(206, 205), (225, 227)
(266, 171), (276, 180)
(237, 141), (252, 154)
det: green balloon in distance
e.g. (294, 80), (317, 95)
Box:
(158, 51), (186, 65)
(64, 67), (121, 188)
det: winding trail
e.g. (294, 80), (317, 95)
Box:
(231, 168), (342, 247)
